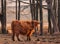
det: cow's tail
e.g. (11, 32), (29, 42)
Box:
(11, 21), (15, 34)
(11, 21), (15, 41)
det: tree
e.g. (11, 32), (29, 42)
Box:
(39, 0), (43, 35)
(1, 0), (7, 34)
(46, 0), (59, 34)
(58, 0), (60, 32)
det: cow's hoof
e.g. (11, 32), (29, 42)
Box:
(35, 38), (40, 41)
(27, 39), (31, 41)
(19, 40), (23, 42)
(12, 38), (15, 41)
(25, 40), (31, 42)
(12, 39), (15, 41)
(29, 38), (31, 41)
(29, 39), (31, 41)
(18, 39), (23, 42)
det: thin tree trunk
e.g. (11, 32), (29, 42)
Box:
(48, 8), (52, 34)
(39, 0), (43, 35)
(46, 0), (59, 34)
(16, 0), (18, 20)
(35, 0), (38, 20)
(58, 0), (60, 32)
(34, 0), (38, 36)
(32, 0), (35, 20)
(30, 0), (34, 20)
(50, 0), (59, 33)
(18, 0), (20, 20)
(1, 0), (7, 34)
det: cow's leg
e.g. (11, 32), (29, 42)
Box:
(16, 33), (20, 41)
(16, 33), (22, 41)
(27, 32), (31, 41)
(27, 29), (35, 41)
(27, 35), (31, 41)
(28, 36), (31, 41)
(12, 32), (15, 41)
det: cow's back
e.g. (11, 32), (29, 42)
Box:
(19, 21), (33, 35)
(11, 20), (33, 35)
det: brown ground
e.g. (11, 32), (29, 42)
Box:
(0, 34), (60, 44)
(0, 25), (60, 44)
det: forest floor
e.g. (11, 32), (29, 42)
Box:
(0, 33), (60, 44)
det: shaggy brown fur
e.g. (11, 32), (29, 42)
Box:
(11, 20), (39, 41)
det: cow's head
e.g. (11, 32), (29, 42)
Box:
(31, 20), (40, 28)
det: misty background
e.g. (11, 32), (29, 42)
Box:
(0, 0), (48, 28)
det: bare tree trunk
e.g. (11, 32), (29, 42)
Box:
(39, 0), (43, 35)
(30, 0), (35, 20)
(53, 0), (58, 33)
(46, 0), (59, 34)
(18, 0), (20, 20)
(55, 0), (58, 23)
(50, 0), (59, 33)
(16, 0), (18, 20)
(46, 0), (53, 34)
(48, 9), (52, 34)
(30, 0), (33, 20)
(58, 0), (60, 32)
(1, 0), (7, 34)
(35, 0), (38, 21)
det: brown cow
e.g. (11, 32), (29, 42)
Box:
(11, 20), (39, 41)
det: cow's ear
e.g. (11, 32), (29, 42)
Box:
(36, 21), (40, 24)
(26, 21), (31, 24)
(33, 20), (38, 23)
(33, 20), (40, 26)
